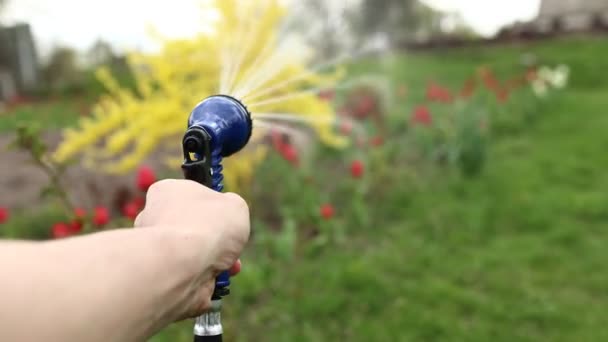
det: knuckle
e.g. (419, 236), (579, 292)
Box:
(133, 212), (146, 227)
(223, 193), (251, 239)
(147, 179), (183, 197)
(146, 179), (169, 195)
(224, 192), (249, 211)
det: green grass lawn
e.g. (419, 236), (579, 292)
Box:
(3, 36), (608, 341)
(153, 37), (608, 341)
(0, 99), (85, 133)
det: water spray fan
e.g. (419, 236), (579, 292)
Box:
(182, 95), (253, 341)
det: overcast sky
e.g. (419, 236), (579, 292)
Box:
(2, 0), (542, 55)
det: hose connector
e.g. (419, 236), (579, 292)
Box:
(194, 299), (223, 339)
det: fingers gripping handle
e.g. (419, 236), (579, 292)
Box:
(182, 126), (232, 292)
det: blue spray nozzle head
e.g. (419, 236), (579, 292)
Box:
(187, 95), (252, 158)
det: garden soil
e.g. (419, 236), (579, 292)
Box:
(0, 131), (167, 210)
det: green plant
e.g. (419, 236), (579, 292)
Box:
(9, 124), (74, 213)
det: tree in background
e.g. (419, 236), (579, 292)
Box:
(0, 0), (7, 25)
(42, 46), (82, 91)
(290, 0), (354, 61)
(0, 0), (7, 63)
(348, 0), (446, 45)
(437, 11), (480, 40)
(293, 0), (478, 55)
(86, 39), (116, 67)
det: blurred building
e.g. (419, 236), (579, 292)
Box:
(536, 0), (608, 32)
(498, 0), (608, 38)
(0, 23), (40, 102)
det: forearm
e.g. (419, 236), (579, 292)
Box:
(0, 228), (213, 342)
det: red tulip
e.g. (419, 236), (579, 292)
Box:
(122, 202), (140, 220)
(479, 67), (500, 91)
(270, 130), (299, 167)
(8, 95), (28, 106)
(281, 144), (299, 166)
(320, 204), (335, 220)
(0, 207), (9, 224)
(74, 207), (87, 220)
(93, 206), (110, 227)
(339, 120), (353, 135)
(526, 69), (538, 82)
(411, 105), (432, 126)
(460, 78), (477, 98)
(132, 196), (146, 209)
(270, 130), (286, 151)
(68, 207), (87, 233)
(318, 89), (335, 101)
(52, 222), (72, 239)
(351, 160), (364, 178)
(426, 82), (453, 103)
(371, 135), (384, 147)
(495, 88), (509, 103)
(136, 166), (156, 192)
(72, 221), (84, 233)
(355, 95), (375, 118)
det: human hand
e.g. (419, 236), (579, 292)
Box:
(134, 179), (250, 317)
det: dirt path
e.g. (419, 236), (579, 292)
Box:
(0, 131), (167, 211)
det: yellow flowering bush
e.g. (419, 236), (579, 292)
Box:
(54, 0), (347, 190)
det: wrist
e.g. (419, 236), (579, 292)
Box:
(155, 228), (215, 282)
(151, 227), (217, 319)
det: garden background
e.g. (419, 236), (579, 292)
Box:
(1, 0), (608, 341)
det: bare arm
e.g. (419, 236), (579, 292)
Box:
(0, 180), (250, 342)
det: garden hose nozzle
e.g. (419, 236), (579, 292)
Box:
(182, 95), (252, 342)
